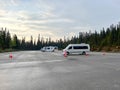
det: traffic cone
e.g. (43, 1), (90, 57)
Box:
(63, 50), (67, 57)
(9, 54), (13, 59)
(86, 53), (89, 56)
(102, 52), (106, 55)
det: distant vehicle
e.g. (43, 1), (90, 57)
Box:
(63, 43), (90, 55)
(41, 46), (55, 52)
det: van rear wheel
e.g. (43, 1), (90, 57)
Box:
(82, 51), (86, 55)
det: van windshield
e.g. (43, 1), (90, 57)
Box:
(68, 46), (72, 49)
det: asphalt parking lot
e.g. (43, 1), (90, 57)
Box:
(0, 51), (120, 90)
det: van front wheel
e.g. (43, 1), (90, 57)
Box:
(67, 52), (69, 55)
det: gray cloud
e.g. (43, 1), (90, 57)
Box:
(0, 0), (120, 40)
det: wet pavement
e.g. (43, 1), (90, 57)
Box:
(0, 51), (120, 90)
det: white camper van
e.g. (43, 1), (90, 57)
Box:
(63, 43), (90, 55)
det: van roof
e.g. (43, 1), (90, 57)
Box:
(69, 43), (89, 46)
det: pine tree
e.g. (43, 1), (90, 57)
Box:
(6, 31), (11, 48)
(21, 37), (26, 50)
(11, 34), (19, 49)
(30, 36), (33, 50)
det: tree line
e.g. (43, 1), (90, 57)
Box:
(0, 23), (120, 52)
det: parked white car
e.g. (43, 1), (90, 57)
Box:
(63, 43), (90, 55)
(41, 46), (55, 52)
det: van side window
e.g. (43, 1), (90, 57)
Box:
(82, 46), (88, 49)
(47, 47), (50, 49)
(73, 46), (80, 49)
(73, 46), (88, 49)
(68, 46), (72, 49)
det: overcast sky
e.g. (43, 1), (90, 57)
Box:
(0, 0), (120, 41)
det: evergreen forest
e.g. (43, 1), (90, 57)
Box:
(0, 23), (120, 52)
